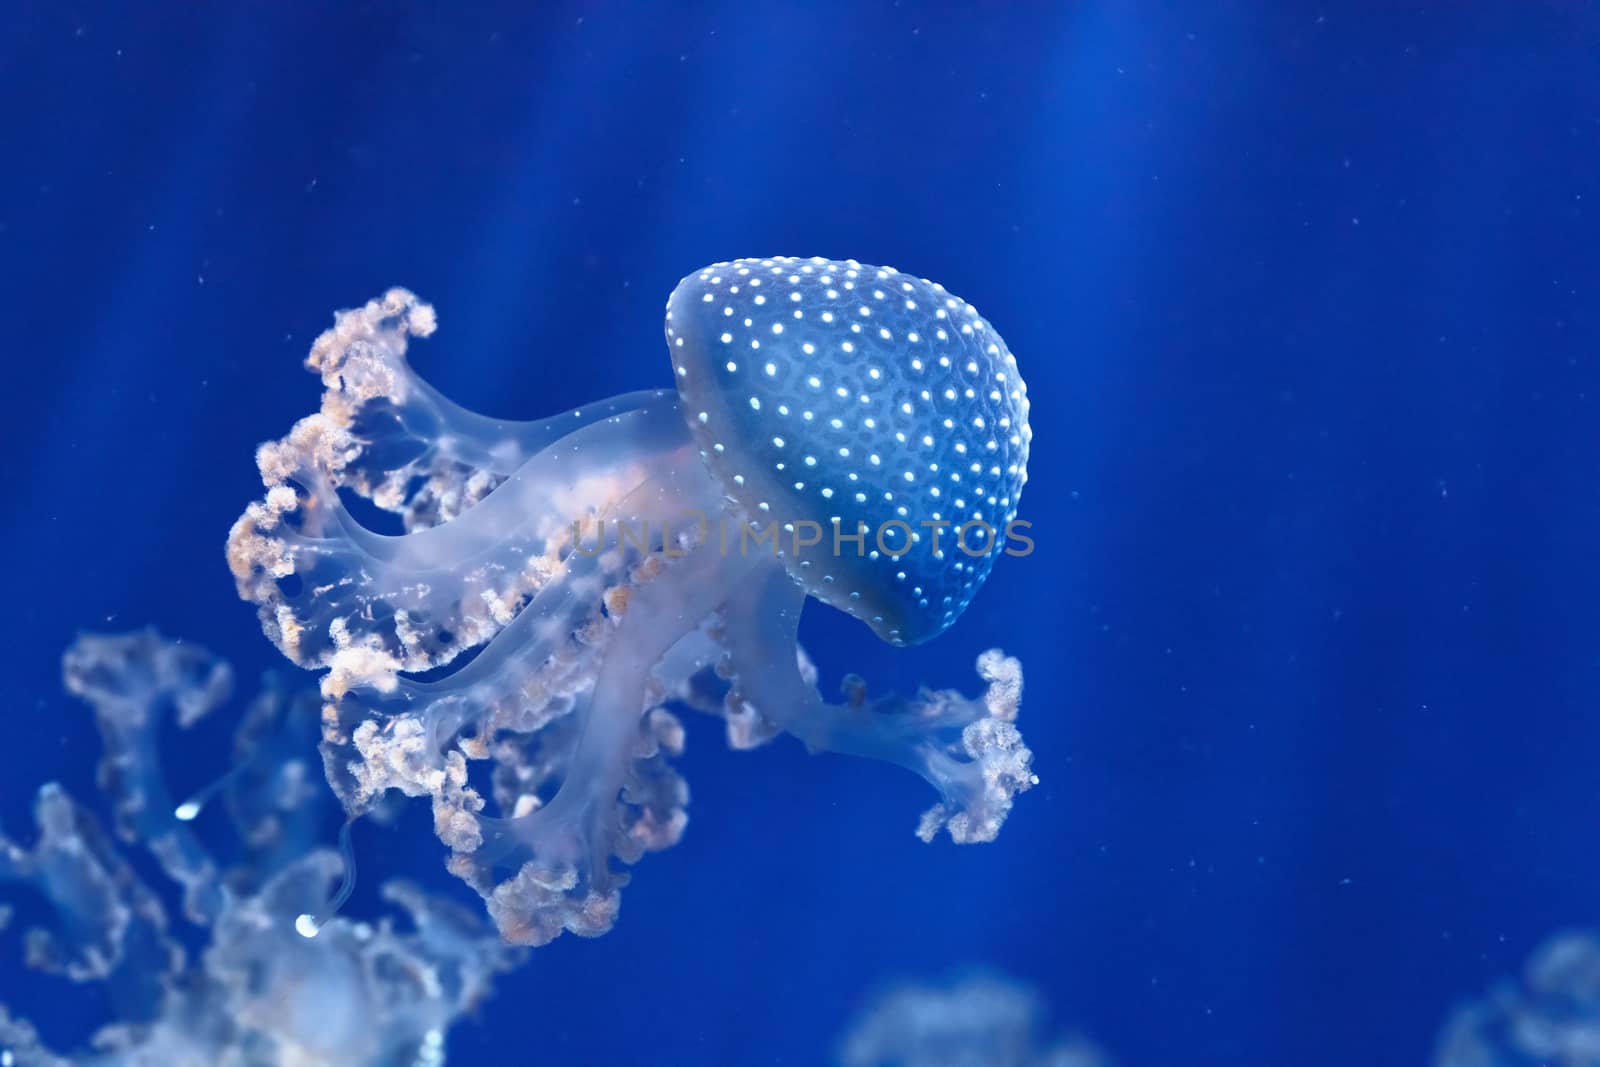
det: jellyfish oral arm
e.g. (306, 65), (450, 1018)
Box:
(299, 287), (667, 527)
(462, 540), (761, 944)
(230, 390), (691, 674)
(713, 562), (1036, 844)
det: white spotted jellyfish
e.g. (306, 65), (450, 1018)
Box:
(227, 257), (1037, 946)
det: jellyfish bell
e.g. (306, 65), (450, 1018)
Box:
(665, 256), (1031, 646)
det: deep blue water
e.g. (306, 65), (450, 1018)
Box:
(3, 4), (1598, 1065)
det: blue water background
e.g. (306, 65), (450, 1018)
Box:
(2, 4), (1598, 1064)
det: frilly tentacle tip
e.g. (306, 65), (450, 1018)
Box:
(915, 650), (1036, 845)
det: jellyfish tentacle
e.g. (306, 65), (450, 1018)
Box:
(306, 458), (734, 944)
(460, 539), (762, 945)
(229, 392), (695, 674)
(295, 286), (667, 528)
(0, 785), (179, 1006)
(714, 561), (1036, 844)
(316, 440), (724, 819)
(59, 629), (234, 924)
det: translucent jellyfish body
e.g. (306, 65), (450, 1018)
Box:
(226, 257), (1039, 945)
(0, 631), (518, 1067)
(838, 971), (1110, 1067)
(1434, 931), (1600, 1066)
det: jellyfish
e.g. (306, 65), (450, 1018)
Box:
(837, 971), (1111, 1067)
(227, 256), (1038, 945)
(0, 630), (519, 1067)
(1434, 930), (1600, 1066)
